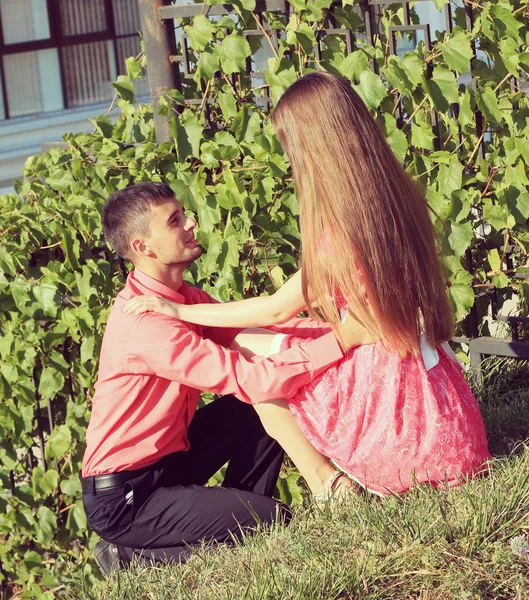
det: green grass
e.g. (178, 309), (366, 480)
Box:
(67, 363), (529, 600)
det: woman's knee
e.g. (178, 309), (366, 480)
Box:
(253, 399), (290, 440)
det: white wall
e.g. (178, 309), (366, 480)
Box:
(0, 102), (114, 193)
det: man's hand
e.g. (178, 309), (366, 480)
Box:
(336, 309), (380, 352)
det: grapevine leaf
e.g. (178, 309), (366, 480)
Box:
(482, 199), (516, 231)
(499, 37), (520, 76)
(384, 57), (414, 96)
(66, 500), (88, 533)
(447, 220), (473, 256)
(286, 17), (316, 53)
(428, 67), (459, 111)
(353, 70), (387, 109)
(491, 2), (523, 43)
(197, 196), (221, 234)
(438, 156), (463, 197)
(218, 35), (251, 74)
(504, 186), (529, 224)
(488, 249), (501, 273)
(401, 52), (425, 87)
(112, 75), (135, 103)
(32, 467), (59, 498)
(448, 280), (475, 322)
(61, 476), (82, 497)
(411, 123), (436, 150)
(492, 272), (510, 288)
(306, 0), (333, 21)
(235, 0), (256, 10)
(195, 47), (220, 81)
(45, 425), (72, 461)
(46, 171), (75, 192)
(439, 29), (473, 73)
(33, 281), (60, 318)
(184, 15), (216, 52)
(458, 89), (474, 129)
(218, 92), (238, 119)
(382, 114), (408, 163)
(289, 0), (307, 12)
(476, 87), (504, 124)
(339, 51), (370, 83)
(89, 115), (114, 138)
(125, 56), (141, 80)
(232, 109), (261, 144)
(38, 367), (65, 400)
(36, 506), (57, 549)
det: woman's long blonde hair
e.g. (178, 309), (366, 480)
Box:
(272, 71), (453, 355)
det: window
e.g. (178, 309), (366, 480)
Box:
(3, 49), (63, 117)
(0, 0), (147, 120)
(1, 0), (51, 45)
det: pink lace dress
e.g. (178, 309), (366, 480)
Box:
(281, 329), (492, 495)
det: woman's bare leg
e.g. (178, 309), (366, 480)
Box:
(231, 328), (339, 495)
(253, 399), (337, 495)
(230, 328), (279, 359)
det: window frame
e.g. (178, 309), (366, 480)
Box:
(0, 0), (141, 120)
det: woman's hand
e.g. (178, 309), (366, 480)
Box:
(122, 295), (183, 319)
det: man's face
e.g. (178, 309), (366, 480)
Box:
(142, 198), (202, 266)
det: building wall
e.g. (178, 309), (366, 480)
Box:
(0, 0), (147, 192)
(0, 0), (462, 193)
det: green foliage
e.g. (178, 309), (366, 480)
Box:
(0, 0), (528, 595)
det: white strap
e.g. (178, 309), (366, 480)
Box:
(420, 335), (439, 371)
(331, 312), (439, 371)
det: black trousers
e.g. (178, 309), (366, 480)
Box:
(81, 395), (290, 564)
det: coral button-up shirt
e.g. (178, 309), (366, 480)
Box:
(82, 269), (343, 476)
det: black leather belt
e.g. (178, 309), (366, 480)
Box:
(80, 464), (152, 493)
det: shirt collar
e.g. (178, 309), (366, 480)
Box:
(130, 269), (186, 302)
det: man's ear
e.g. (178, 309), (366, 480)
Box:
(130, 238), (156, 258)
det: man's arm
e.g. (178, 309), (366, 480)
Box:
(232, 308), (379, 361)
(127, 312), (344, 404)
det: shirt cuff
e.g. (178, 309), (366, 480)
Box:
(269, 333), (287, 355)
(303, 332), (344, 371)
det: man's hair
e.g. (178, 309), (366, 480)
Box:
(103, 182), (175, 260)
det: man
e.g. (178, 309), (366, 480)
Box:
(81, 182), (361, 574)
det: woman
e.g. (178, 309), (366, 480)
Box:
(125, 72), (492, 499)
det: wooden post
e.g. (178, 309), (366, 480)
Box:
(137, 0), (182, 143)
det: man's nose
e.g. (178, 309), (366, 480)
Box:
(184, 216), (196, 230)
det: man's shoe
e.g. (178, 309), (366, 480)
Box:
(93, 539), (122, 577)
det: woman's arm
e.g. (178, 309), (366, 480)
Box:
(123, 270), (308, 328)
